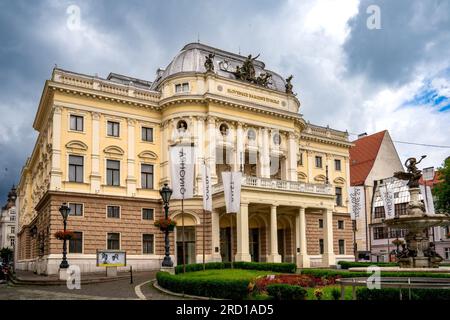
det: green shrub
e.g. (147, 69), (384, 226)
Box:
(266, 284), (307, 300)
(175, 261), (296, 274)
(338, 261), (398, 269)
(300, 269), (450, 279)
(356, 288), (450, 300)
(331, 288), (341, 300)
(156, 271), (249, 299)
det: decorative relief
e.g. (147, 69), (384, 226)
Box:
(65, 140), (88, 152)
(138, 150), (158, 161)
(103, 145), (125, 156)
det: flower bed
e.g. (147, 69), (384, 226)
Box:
(251, 274), (337, 294)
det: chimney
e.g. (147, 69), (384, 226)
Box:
(358, 132), (368, 138)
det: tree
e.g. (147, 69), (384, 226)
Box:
(433, 157), (450, 214)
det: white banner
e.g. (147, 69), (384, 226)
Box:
(222, 171), (242, 213)
(380, 184), (395, 219)
(419, 185), (435, 214)
(201, 162), (212, 212)
(170, 145), (195, 200)
(349, 186), (365, 220)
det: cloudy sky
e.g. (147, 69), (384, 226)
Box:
(0, 0), (449, 202)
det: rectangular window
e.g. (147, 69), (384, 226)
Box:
(141, 164), (154, 189)
(319, 239), (324, 254)
(298, 152), (303, 166)
(374, 206), (385, 219)
(334, 159), (341, 171)
(142, 127), (153, 142)
(319, 219), (323, 228)
(106, 160), (120, 186)
(335, 187), (343, 206)
(10, 215), (15, 221)
(107, 121), (120, 137)
(374, 227), (386, 240)
(107, 233), (120, 250)
(175, 82), (189, 93)
(315, 156), (323, 168)
(69, 232), (83, 253)
(395, 203), (407, 216)
(10, 227), (15, 234)
(70, 115), (84, 131)
(338, 220), (344, 230)
(107, 206), (120, 219)
(69, 203), (83, 216)
(142, 208), (154, 220)
(10, 238), (15, 248)
(339, 239), (345, 255)
(143, 234), (154, 254)
(445, 248), (450, 260)
(69, 155), (84, 183)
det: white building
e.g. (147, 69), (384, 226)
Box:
(0, 186), (17, 252)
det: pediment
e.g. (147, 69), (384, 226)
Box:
(314, 174), (326, 182)
(65, 140), (88, 151)
(103, 145), (124, 156)
(334, 177), (346, 184)
(138, 150), (158, 160)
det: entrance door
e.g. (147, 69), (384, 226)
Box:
(277, 229), (285, 262)
(249, 228), (260, 262)
(177, 226), (196, 265)
(220, 227), (231, 262)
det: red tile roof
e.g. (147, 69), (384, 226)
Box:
(350, 131), (387, 186)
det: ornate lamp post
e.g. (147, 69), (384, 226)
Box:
(59, 203), (71, 269)
(160, 183), (173, 267)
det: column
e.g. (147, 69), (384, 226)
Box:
(235, 203), (251, 261)
(207, 116), (217, 183)
(160, 121), (169, 184)
(261, 128), (270, 178)
(126, 119), (136, 196)
(296, 207), (310, 268)
(323, 208), (336, 266)
(307, 150), (313, 183)
(268, 205), (281, 262)
(211, 210), (222, 261)
(236, 122), (244, 172)
(50, 106), (62, 190)
(288, 132), (298, 181)
(90, 112), (101, 193)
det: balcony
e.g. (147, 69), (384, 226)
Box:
(213, 175), (333, 195)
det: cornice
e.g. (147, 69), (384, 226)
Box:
(300, 132), (354, 148)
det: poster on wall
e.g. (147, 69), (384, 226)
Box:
(349, 186), (365, 220)
(201, 162), (212, 212)
(96, 250), (126, 267)
(380, 183), (395, 219)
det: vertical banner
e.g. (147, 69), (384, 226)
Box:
(349, 186), (365, 220)
(380, 184), (395, 219)
(419, 185), (435, 214)
(201, 162), (212, 212)
(170, 145), (195, 200)
(222, 171), (242, 213)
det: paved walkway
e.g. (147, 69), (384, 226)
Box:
(0, 271), (191, 300)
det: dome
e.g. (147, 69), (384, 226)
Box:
(151, 43), (287, 92)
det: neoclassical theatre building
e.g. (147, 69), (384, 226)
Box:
(16, 43), (354, 274)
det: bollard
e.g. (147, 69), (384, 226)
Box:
(130, 265), (133, 284)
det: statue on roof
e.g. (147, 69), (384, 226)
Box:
(256, 72), (272, 87)
(285, 75), (294, 94)
(204, 53), (215, 72)
(234, 53), (275, 88)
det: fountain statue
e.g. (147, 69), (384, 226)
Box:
(386, 156), (450, 268)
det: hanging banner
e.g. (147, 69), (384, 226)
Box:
(419, 185), (435, 214)
(222, 171), (242, 213)
(170, 145), (195, 200)
(349, 186), (365, 220)
(380, 184), (395, 219)
(201, 162), (212, 212)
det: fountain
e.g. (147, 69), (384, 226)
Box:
(385, 156), (450, 268)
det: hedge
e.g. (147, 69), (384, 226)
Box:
(175, 261), (296, 274)
(300, 269), (450, 279)
(266, 284), (307, 300)
(338, 261), (398, 269)
(356, 288), (450, 300)
(156, 271), (249, 299)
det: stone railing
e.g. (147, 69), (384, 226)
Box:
(53, 69), (161, 103)
(213, 175), (333, 195)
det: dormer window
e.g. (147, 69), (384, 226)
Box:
(175, 82), (189, 93)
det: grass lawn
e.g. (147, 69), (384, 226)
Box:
(175, 269), (278, 281)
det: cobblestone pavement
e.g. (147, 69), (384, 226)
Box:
(0, 271), (189, 300)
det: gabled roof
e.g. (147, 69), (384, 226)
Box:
(350, 130), (387, 186)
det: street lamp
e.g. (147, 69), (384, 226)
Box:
(59, 203), (71, 269)
(160, 183), (173, 267)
